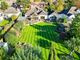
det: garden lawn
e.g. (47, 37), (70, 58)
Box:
(18, 22), (79, 60)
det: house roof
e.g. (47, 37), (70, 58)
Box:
(4, 7), (19, 14)
(67, 13), (72, 16)
(25, 7), (47, 17)
(37, 10), (47, 15)
(68, 6), (77, 14)
(49, 12), (58, 17)
(25, 7), (37, 17)
(58, 9), (69, 14)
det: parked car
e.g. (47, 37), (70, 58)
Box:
(49, 16), (57, 22)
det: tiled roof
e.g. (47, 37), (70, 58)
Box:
(68, 6), (77, 14)
(25, 7), (47, 17)
(37, 10), (47, 15)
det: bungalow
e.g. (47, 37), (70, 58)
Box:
(25, 7), (48, 20)
(4, 7), (20, 17)
(48, 12), (58, 18)
(68, 6), (77, 14)
(67, 7), (77, 20)
(37, 10), (48, 19)
(49, 12), (68, 20)
(49, 6), (77, 21)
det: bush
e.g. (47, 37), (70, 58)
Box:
(0, 2), (9, 10)
(12, 43), (43, 60)
(11, 15), (17, 21)
(0, 43), (43, 60)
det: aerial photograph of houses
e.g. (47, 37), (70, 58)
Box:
(0, 0), (80, 60)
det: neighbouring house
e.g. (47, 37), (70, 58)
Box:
(25, 7), (36, 17)
(58, 14), (68, 19)
(4, 7), (21, 17)
(49, 9), (70, 20)
(49, 11), (68, 21)
(67, 7), (77, 20)
(48, 6), (77, 22)
(37, 9), (48, 19)
(25, 7), (48, 20)
(49, 12), (58, 18)
(48, 12), (58, 21)
(68, 6), (77, 14)
(67, 7), (80, 20)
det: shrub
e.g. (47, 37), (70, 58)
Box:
(11, 15), (17, 21)
(0, 43), (43, 60)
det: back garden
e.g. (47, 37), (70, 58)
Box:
(3, 22), (80, 60)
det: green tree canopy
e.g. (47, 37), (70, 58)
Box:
(0, 1), (8, 11)
(70, 14), (80, 38)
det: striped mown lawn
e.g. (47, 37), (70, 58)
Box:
(19, 22), (79, 60)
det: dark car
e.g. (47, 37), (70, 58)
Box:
(49, 16), (57, 22)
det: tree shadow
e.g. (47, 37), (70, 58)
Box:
(30, 22), (79, 59)
(31, 23), (60, 42)
(36, 39), (51, 49)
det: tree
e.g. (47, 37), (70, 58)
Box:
(64, 37), (80, 56)
(64, 0), (75, 9)
(74, 0), (80, 8)
(13, 43), (43, 60)
(16, 0), (30, 13)
(0, 43), (43, 60)
(11, 15), (18, 21)
(44, 0), (64, 13)
(63, 14), (80, 59)
(0, 2), (8, 11)
(70, 14), (80, 38)
(44, 3), (54, 14)
(16, 0), (30, 8)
